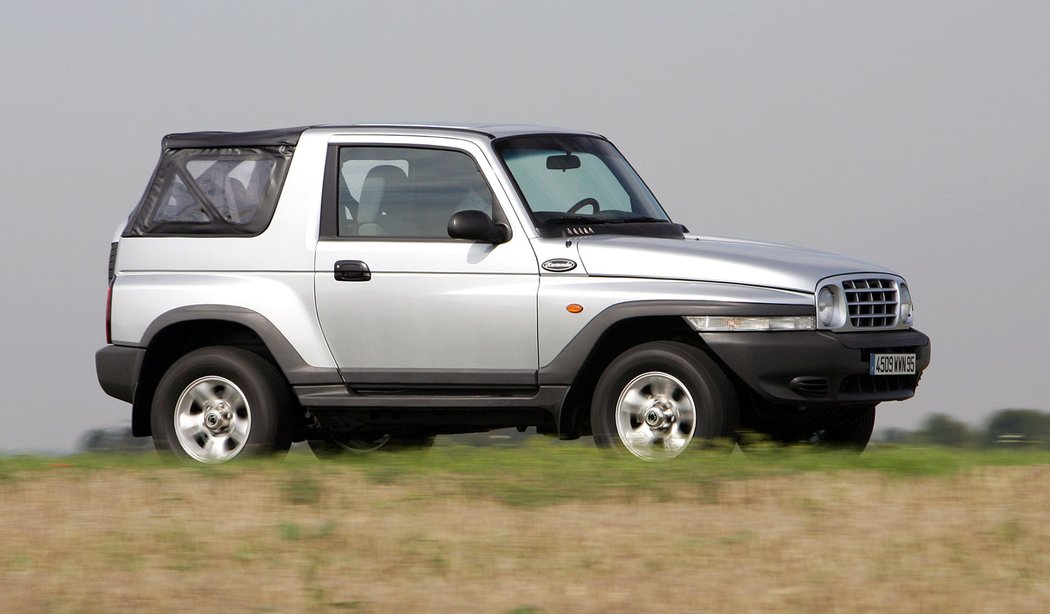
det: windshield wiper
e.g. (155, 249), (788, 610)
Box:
(612, 216), (667, 224)
(543, 215), (609, 225)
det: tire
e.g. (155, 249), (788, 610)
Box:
(814, 404), (876, 452)
(743, 404), (876, 453)
(591, 341), (738, 460)
(307, 433), (435, 458)
(151, 346), (293, 463)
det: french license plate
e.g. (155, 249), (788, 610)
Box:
(870, 353), (917, 376)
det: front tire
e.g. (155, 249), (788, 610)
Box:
(812, 405), (876, 451)
(151, 346), (292, 463)
(591, 341), (738, 460)
(741, 403), (877, 453)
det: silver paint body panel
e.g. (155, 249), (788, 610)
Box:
(313, 134), (539, 371)
(111, 124), (908, 376)
(579, 234), (894, 293)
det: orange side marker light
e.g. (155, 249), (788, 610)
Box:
(566, 304), (584, 314)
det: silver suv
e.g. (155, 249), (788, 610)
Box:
(96, 124), (931, 462)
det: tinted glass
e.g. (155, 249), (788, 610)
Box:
(153, 174), (209, 223)
(337, 147), (495, 238)
(185, 159), (275, 224)
(495, 135), (670, 226)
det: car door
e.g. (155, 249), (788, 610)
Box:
(314, 135), (540, 388)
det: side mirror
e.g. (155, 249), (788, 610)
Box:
(447, 210), (510, 244)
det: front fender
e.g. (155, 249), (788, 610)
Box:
(538, 277), (812, 371)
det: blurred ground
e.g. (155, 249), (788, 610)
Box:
(1, 446), (1048, 612)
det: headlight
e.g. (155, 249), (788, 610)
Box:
(815, 284), (846, 329)
(817, 286), (836, 327)
(684, 315), (816, 332)
(899, 283), (914, 326)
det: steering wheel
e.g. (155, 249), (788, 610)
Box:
(567, 197), (601, 214)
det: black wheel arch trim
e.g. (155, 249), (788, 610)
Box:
(120, 305), (339, 437)
(538, 300), (812, 385)
(139, 305), (340, 386)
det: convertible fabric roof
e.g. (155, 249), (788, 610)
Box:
(163, 126), (309, 149)
(162, 123), (600, 149)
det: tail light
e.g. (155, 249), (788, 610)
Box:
(108, 242), (118, 284)
(106, 282), (113, 344)
(106, 242), (117, 344)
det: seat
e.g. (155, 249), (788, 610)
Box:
(225, 177), (249, 223)
(356, 165), (411, 236)
(337, 172), (358, 236)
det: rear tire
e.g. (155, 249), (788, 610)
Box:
(151, 346), (292, 463)
(591, 341), (738, 460)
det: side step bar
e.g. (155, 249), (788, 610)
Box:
(294, 385), (569, 412)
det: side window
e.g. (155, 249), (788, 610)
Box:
(337, 147), (495, 238)
(153, 174), (210, 223)
(185, 159), (276, 224)
(126, 146), (292, 236)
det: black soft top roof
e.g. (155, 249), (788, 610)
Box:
(161, 123), (603, 150)
(163, 126), (309, 150)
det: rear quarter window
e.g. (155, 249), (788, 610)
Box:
(125, 146), (293, 236)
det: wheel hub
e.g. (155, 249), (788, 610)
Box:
(643, 401), (677, 429)
(203, 401), (233, 433)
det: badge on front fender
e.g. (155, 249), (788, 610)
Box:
(542, 258), (577, 272)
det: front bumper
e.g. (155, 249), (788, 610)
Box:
(699, 328), (930, 405)
(96, 345), (146, 403)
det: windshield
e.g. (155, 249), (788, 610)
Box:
(494, 135), (672, 228)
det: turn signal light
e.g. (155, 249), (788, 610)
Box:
(566, 304), (584, 314)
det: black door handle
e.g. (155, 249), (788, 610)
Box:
(334, 260), (371, 282)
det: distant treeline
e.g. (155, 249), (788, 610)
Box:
(877, 409), (1050, 448)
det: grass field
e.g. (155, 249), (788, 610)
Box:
(2, 443), (1049, 612)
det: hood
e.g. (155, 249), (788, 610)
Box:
(576, 234), (894, 293)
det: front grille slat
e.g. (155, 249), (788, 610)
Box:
(841, 277), (899, 329)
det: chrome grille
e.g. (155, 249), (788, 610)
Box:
(842, 278), (899, 328)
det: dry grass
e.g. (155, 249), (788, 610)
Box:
(1, 448), (1049, 613)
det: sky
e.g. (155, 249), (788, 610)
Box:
(0, 0), (1047, 452)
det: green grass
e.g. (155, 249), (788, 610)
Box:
(3, 441), (1050, 507)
